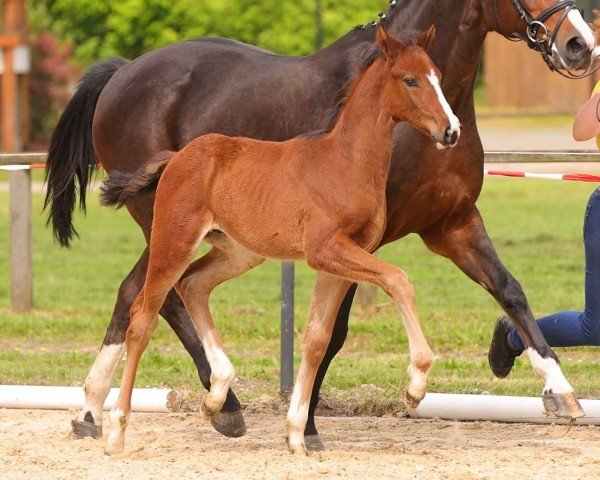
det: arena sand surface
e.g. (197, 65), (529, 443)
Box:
(1, 410), (599, 480)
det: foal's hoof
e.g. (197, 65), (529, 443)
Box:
(210, 410), (247, 438)
(71, 419), (103, 439)
(104, 434), (125, 456)
(403, 389), (422, 410)
(286, 437), (309, 456)
(199, 401), (214, 421)
(543, 392), (585, 420)
(200, 395), (224, 422)
(304, 434), (325, 452)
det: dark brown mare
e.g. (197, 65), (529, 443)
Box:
(45, 0), (596, 450)
(99, 26), (459, 455)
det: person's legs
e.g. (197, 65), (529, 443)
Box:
(496, 188), (600, 366)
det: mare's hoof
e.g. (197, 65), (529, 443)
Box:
(210, 410), (247, 438)
(543, 392), (585, 420)
(304, 434), (325, 452)
(71, 419), (103, 439)
(403, 389), (421, 410)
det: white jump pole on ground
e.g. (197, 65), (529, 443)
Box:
(0, 386), (182, 413)
(407, 393), (600, 426)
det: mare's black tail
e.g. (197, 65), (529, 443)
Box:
(44, 57), (129, 247)
(100, 154), (173, 209)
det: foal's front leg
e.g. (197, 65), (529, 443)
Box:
(421, 207), (584, 419)
(305, 234), (435, 413)
(286, 273), (352, 454)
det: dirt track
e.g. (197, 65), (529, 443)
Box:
(1, 410), (599, 479)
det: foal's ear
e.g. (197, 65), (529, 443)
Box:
(416, 24), (436, 51)
(376, 26), (407, 59)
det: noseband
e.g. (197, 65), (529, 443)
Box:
(494, 0), (598, 78)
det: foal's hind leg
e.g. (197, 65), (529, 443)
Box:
(74, 253), (245, 439)
(159, 286), (246, 437)
(105, 213), (214, 455)
(306, 234), (434, 410)
(176, 238), (264, 419)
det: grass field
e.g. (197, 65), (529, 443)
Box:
(0, 176), (599, 409)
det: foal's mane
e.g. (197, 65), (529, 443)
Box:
(315, 30), (422, 136)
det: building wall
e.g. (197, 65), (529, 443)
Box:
(484, 33), (598, 113)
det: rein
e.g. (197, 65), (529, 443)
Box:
(494, 0), (599, 79)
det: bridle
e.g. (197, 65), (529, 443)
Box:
(494, 0), (599, 78)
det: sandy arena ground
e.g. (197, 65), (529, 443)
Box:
(1, 410), (599, 479)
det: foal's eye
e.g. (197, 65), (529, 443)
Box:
(403, 77), (418, 88)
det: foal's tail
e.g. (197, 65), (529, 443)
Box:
(44, 57), (129, 247)
(100, 153), (174, 209)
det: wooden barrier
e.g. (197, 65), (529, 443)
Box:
(485, 151), (600, 163)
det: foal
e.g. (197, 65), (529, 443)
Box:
(101, 26), (460, 455)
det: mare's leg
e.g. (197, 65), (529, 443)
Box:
(497, 187), (600, 356)
(175, 238), (264, 419)
(306, 235), (434, 409)
(286, 273), (352, 455)
(105, 208), (214, 455)
(71, 250), (147, 439)
(421, 207), (584, 419)
(304, 283), (357, 451)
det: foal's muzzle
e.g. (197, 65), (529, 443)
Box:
(435, 125), (460, 150)
(444, 126), (459, 147)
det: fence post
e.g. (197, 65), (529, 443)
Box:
(356, 283), (377, 309)
(9, 168), (33, 311)
(280, 261), (295, 394)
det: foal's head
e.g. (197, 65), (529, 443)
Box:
(376, 26), (460, 149)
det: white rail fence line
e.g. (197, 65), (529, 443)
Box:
(2, 151), (600, 393)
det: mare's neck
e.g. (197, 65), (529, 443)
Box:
(327, 58), (396, 182)
(312, 1), (487, 134)
(385, 0), (488, 120)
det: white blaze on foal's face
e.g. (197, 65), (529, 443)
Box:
(426, 70), (460, 149)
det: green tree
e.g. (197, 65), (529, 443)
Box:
(29, 0), (387, 64)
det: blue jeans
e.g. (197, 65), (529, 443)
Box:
(509, 187), (600, 351)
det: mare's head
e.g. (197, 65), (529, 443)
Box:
(487, 0), (596, 73)
(376, 26), (460, 149)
